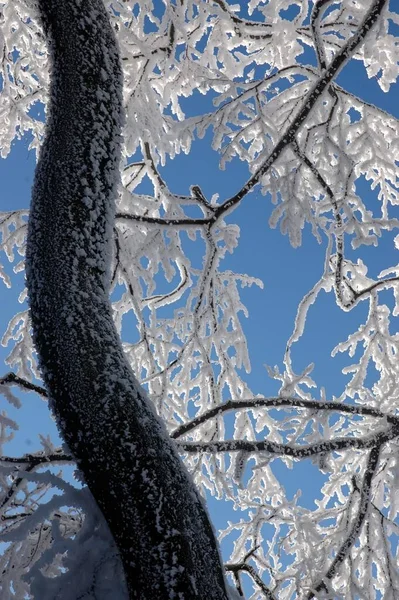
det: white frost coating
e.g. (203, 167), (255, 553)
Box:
(0, 0), (398, 598)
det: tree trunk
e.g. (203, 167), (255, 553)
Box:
(26, 1), (229, 598)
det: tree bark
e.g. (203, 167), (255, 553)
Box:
(26, 1), (229, 598)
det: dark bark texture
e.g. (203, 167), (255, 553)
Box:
(26, 0), (229, 597)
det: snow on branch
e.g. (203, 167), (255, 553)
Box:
(307, 444), (381, 598)
(177, 424), (398, 457)
(213, 0), (389, 217)
(0, 372), (47, 398)
(171, 396), (399, 439)
(0, 0), (398, 597)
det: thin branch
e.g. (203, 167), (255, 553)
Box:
(213, 0), (388, 219)
(143, 263), (189, 306)
(177, 425), (398, 457)
(212, 0), (272, 40)
(292, 114), (399, 311)
(141, 225), (220, 385)
(335, 84), (399, 122)
(116, 212), (211, 227)
(142, 142), (213, 212)
(347, 276), (399, 307)
(0, 450), (73, 466)
(111, 229), (121, 288)
(307, 444), (381, 598)
(190, 184), (213, 211)
(143, 140), (167, 196)
(225, 562), (276, 600)
(290, 138), (349, 309)
(171, 396), (398, 439)
(0, 463), (36, 515)
(311, 0), (335, 71)
(0, 372), (47, 398)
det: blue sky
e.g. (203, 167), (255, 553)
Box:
(0, 3), (398, 580)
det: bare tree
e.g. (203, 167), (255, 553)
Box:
(0, 0), (398, 599)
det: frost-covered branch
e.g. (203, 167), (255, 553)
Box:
(0, 450), (72, 466)
(225, 561), (276, 600)
(178, 425), (398, 457)
(172, 396), (399, 439)
(116, 212), (211, 227)
(213, 0), (388, 217)
(0, 463), (36, 515)
(307, 444), (381, 598)
(0, 372), (47, 398)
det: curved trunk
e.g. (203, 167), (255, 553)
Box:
(26, 1), (229, 598)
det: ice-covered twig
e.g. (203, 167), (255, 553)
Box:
(171, 396), (399, 439)
(311, 0), (335, 71)
(0, 449), (72, 466)
(213, 0), (388, 218)
(307, 444), (381, 598)
(177, 425), (397, 457)
(0, 372), (47, 398)
(225, 561), (276, 600)
(116, 212), (211, 227)
(0, 463), (36, 516)
(290, 138), (349, 308)
(212, 0), (273, 40)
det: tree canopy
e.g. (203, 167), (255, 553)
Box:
(0, 0), (398, 598)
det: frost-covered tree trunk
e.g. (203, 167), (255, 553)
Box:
(25, 0), (228, 598)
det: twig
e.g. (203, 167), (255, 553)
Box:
(177, 425), (398, 457)
(0, 372), (47, 398)
(213, 0), (388, 219)
(307, 444), (381, 598)
(0, 450), (73, 466)
(225, 562), (276, 600)
(171, 396), (398, 439)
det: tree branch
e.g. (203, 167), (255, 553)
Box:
(0, 450), (72, 466)
(225, 562), (276, 600)
(307, 444), (381, 598)
(290, 138), (350, 309)
(116, 212), (211, 227)
(213, 0), (388, 219)
(311, 0), (335, 71)
(0, 463), (36, 515)
(177, 425), (398, 457)
(0, 372), (47, 398)
(171, 396), (398, 439)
